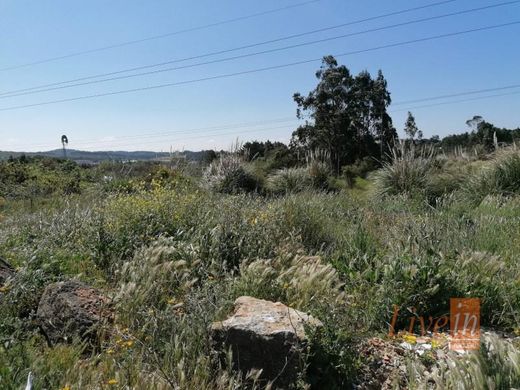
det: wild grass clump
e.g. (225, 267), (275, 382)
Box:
(265, 167), (313, 194)
(235, 247), (345, 311)
(201, 153), (259, 194)
(116, 237), (201, 318)
(373, 145), (434, 198)
(406, 334), (520, 389)
(465, 148), (520, 204)
(265, 161), (331, 195)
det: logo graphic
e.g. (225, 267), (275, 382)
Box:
(450, 298), (480, 351)
(388, 298), (481, 351)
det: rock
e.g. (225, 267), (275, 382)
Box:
(37, 280), (110, 346)
(0, 257), (15, 286)
(356, 338), (409, 390)
(211, 296), (322, 388)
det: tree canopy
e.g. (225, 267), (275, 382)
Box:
(290, 56), (397, 173)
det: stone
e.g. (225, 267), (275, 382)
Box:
(37, 280), (110, 346)
(211, 296), (322, 388)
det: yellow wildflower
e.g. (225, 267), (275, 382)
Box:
(107, 379), (118, 385)
(107, 349), (115, 354)
(431, 339), (441, 349)
(402, 334), (417, 344)
(167, 298), (176, 305)
(283, 283), (289, 289)
(125, 340), (134, 348)
(61, 386), (71, 390)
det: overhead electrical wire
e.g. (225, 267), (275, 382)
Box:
(0, 21), (518, 113)
(10, 117), (299, 150)
(391, 90), (520, 112)
(80, 90), (520, 150)
(8, 83), (520, 151)
(0, 0), (468, 97)
(392, 84), (520, 106)
(0, 0), (323, 72)
(1, 1), (517, 100)
(77, 124), (296, 151)
(17, 124), (297, 152)
(57, 89), (520, 150)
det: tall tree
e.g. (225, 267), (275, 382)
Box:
(291, 56), (394, 173)
(404, 112), (422, 141)
(371, 70), (397, 156)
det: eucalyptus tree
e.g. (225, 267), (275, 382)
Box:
(291, 56), (395, 174)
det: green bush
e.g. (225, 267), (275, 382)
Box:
(266, 167), (315, 195)
(466, 149), (520, 203)
(373, 146), (434, 198)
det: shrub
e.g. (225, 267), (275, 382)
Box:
(373, 146), (434, 198)
(308, 160), (330, 190)
(466, 149), (520, 203)
(266, 167), (313, 194)
(342, 157), (378, 187)
(202, 154), (259, 194)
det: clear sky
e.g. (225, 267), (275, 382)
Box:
(1, 0), (519, 152)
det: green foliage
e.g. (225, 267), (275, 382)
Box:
(342, 157), (379, 187)
(291, 56), (396, 172)
(466, 149), (520, 203)
(266, 167), (313, 194)
(1, 151), (520, 389)
(373, 145), (434, 198)
(202, 153), (260, 194)
(406, 334), (520, 389)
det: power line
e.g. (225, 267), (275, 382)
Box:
(59, 89), (520, 150)
(10, 117), (299, 150)
(20, 124), (296, 152)
(0, 0), (322, 72)
(78, 124), (295, 151)
(2, 1), (515, 100)
(7, 86), (520, 151)
(83, 91), (520, 149)
(0, 20), (518, 113)
(391, 90), (520, 112)
(393, 84), (520, 106)
(8, 83), (520, 151)
(0, 0), (464, 97)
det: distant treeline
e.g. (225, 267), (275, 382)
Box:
(435, 121), (520, 150)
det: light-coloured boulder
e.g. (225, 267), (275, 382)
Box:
(211, 296), (322, 388)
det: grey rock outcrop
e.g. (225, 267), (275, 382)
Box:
(211, 296), (322, 388)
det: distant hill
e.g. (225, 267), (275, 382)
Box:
(0, 149), (207, 162)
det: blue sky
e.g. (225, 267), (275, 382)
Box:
(0, 0), (519, 152)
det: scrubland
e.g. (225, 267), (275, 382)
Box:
(0, 147), (519, 389)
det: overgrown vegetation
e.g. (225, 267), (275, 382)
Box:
(1, 56), (519, 389)
(1, 142), (519, 388)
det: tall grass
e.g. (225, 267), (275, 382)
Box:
(1, 155), (520, 388)
(373, 143), (435, 198)
(465, 148), (520, 203)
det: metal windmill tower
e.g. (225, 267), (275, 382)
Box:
(61, 135), (68, 158)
